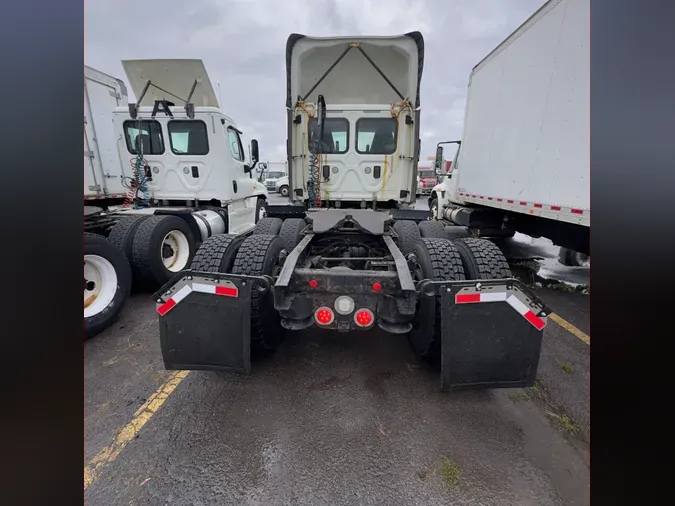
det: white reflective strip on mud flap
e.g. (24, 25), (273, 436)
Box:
(192, 283), (217, 294)
(172, 284), (194, 304)
(506, 294), (529, 315)
(478, 292), (508, 303)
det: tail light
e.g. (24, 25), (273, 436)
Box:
(354, 308), (375, 328)
(314, 306), (335, 326)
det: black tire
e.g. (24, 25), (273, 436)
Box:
(84, 233), (132, 339)
(453, 238), (512, 280)
(108, 215), (150, 260)
(410, 238), (466, 361)
(392, 220), (421, 255)
(131, 215), (196, 286)
(279, 218), (306, 251)
(255, 198), (267, 224)
(191, 234), (246, 273)
(279, 185), (289, 197)
(253, 217), (283, 236)
(231, 234), (285, 355)
(429, 198), (439, 219)
(418, 219), (446, 238)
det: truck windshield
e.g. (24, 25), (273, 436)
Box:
(419, 171), (435, 178)
(266, 171), (285, 179)
(308, 118), (348, 154)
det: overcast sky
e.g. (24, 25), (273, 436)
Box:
(85, 0), (544, 162)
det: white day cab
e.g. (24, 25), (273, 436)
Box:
(84, 60), (269, 338)
(152, 32), (551, 393)
(430, 0), (589, 266)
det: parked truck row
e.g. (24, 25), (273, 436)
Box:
(85, 0), (587, 392)
(84, 61), (270, 337)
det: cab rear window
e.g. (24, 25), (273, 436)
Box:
(123, 120), (164, 155)
(168, 120), (210, 155)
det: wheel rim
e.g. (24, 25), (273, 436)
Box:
(431, 203), (438, 219)
(84, 255), (118, 318)
(161, 230), (190, 272)
(258, 203), (267, 221)
(281, 187), (288, 197)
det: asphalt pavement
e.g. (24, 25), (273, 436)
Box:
(85, 194), (590, 505)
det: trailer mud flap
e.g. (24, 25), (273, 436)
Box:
(435, 280), (549, 391)
(154, 271), (272, 373)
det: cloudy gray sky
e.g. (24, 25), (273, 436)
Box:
(85, 0), (544, 162)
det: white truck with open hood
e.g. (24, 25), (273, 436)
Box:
(152, 32), (551, 394)
(285, 33), (424, 208)
(84, 59), (269, 338)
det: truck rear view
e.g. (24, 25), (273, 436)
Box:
(154, 33), (550, 391)
(286, 33), (423, 208)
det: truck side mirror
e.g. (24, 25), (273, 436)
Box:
(435, 145), (443, 171)
(245, 139), (260, 173)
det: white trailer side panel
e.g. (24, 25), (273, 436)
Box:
(84, 66), (128, 199)
(456, 0), (589, 222)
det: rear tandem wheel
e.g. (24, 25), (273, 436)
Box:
(231, 234), (285, 355)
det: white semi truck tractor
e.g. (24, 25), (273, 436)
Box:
(428, 0), (590, 265)
(84, 60), (269, 337)
(153, 33), (550, 391)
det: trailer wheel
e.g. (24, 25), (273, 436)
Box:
(392, 220), (421, 255)
(131, 215), (196, 286)
(418, 220), (446, 238)
(108, 215), (150, 260)
(279, 218), (306, 251)
(190, 234), (246, 273)
(231, 234), (285, 355)
(84, 233), (132, 339)
(453, 238), (512, 279)
(253, 217), (283, 236)
(410, 238), (466, 361)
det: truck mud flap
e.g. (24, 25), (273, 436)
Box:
(153, 270), (273, 373)
(425, 279), (550, 391)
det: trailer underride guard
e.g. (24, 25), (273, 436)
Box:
(154, 210), (549, 391)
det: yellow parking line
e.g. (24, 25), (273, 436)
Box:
(84, 370), (190, 490)
(549, 313), (590, 345)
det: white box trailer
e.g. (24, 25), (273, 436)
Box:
(431, 0), (589, 255)
(84, 65), (130, 202)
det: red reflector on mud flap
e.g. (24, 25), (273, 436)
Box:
(454, 290), (546, 330)
(157, 281), (238, 316)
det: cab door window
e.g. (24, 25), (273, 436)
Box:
(227, 128), (245, 161)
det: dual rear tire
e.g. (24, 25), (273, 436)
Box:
(409, 236), (512, 362)
(108, 215), (198, 287)
(191, 216), (307, 356)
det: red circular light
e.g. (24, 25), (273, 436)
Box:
(354, 309), (374, 327)
(372, 282), (382, 291)
(314, 306), (334, 325)
(309, 279), (318, 288)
